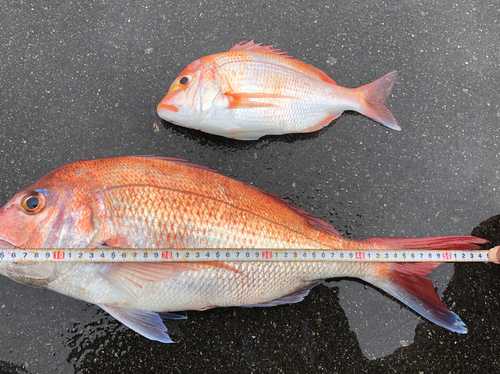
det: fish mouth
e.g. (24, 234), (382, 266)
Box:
(157, 103), (179, 112)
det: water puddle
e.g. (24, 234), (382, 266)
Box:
(325, 263), (454, 359)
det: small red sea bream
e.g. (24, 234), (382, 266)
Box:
(157, 41), (399, 140)
(0, 156), (485, 342)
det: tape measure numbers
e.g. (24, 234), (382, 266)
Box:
(0, 248), (491, 263)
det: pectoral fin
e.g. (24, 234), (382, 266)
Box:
(100, 262), (244, 299)
(225, 92), (297, 109)
(99, 305), (173, 343)
(104, 235), (132, 248)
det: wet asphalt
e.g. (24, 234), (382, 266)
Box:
(0, 0), (499, 373)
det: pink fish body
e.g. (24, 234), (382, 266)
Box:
(157, 41), (399, 140)
(0, 156), (485, 342)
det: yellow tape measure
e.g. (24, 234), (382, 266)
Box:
(0, 248), (492, 263)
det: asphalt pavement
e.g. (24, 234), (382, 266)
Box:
(0, 0), (499, 373)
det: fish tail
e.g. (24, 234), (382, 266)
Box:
(364, 235), (488, 251)
(368, 262), (468, 333)
(356, 71), (400, 131)
(362, 235), (487, 333)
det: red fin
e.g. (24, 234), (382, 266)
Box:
(130, 155), (221, 173)
(226, 92), (297, 109)
(363, 236), (488, 251)
(296, 111), (342, 133)
(368, 262), (467, 333)
(290, 59), (338, 85)
(363, 236), (488, 333)
(256, 189), (342, 237)
(127, 156), (342, 237)
(356, 71), (400, 130)
(228, 41), (291, 58)
(227, 42), (338, 86)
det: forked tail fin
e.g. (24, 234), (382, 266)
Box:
(370, 262), (467, 333)
(362, 236), (487, 333)
(356, 71), (400, 131)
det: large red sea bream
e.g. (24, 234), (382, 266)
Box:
(0, 156), (485, 342)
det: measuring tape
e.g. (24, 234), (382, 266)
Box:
(0, 248), (492, 263)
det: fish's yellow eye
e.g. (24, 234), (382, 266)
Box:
(21, 192), (46, 215)
(178, 76), (190, 87)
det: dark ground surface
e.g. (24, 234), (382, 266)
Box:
(0, 1), (499, 373)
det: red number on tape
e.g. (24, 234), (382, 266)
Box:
(355, 252), (365, 260)
(53, 251), (65, 260)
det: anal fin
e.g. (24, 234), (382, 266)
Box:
(99, 304), (173, 343)
(242, 281), (322, 307)
(296, 111), (342, 133)
(159, 312), (187, 320)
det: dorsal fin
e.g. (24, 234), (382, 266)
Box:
(129, 156), (342, 237)
(290, 60), (338, 85)
(227, 41), (337, 85)
(228, 41), (292, 58)
(131, 155), (220, 173)
(256, 189), (342, 237)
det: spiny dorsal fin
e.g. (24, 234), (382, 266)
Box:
(228, 41), (292, 58)
(130, 156), (342, 237)
(131, 155), (220, 173)
(227, 41), (337, 85)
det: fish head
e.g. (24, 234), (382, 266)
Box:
(0, 164), (101, 249)
(157, 58), (219, 128)
(0, 188), (52, 249)
(0, 187), (62, 285)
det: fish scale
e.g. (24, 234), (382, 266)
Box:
(0, 156), (488, 342)
(157, 41), (399, 139)
(96, 261), (369, 311)
(213, 52), (343, 131)
(98, 165), (338, 249)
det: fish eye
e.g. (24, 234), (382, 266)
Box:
(26, 196), (39, 210)
(21, 192), (46, 215)
(178, 76), (190, 86)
